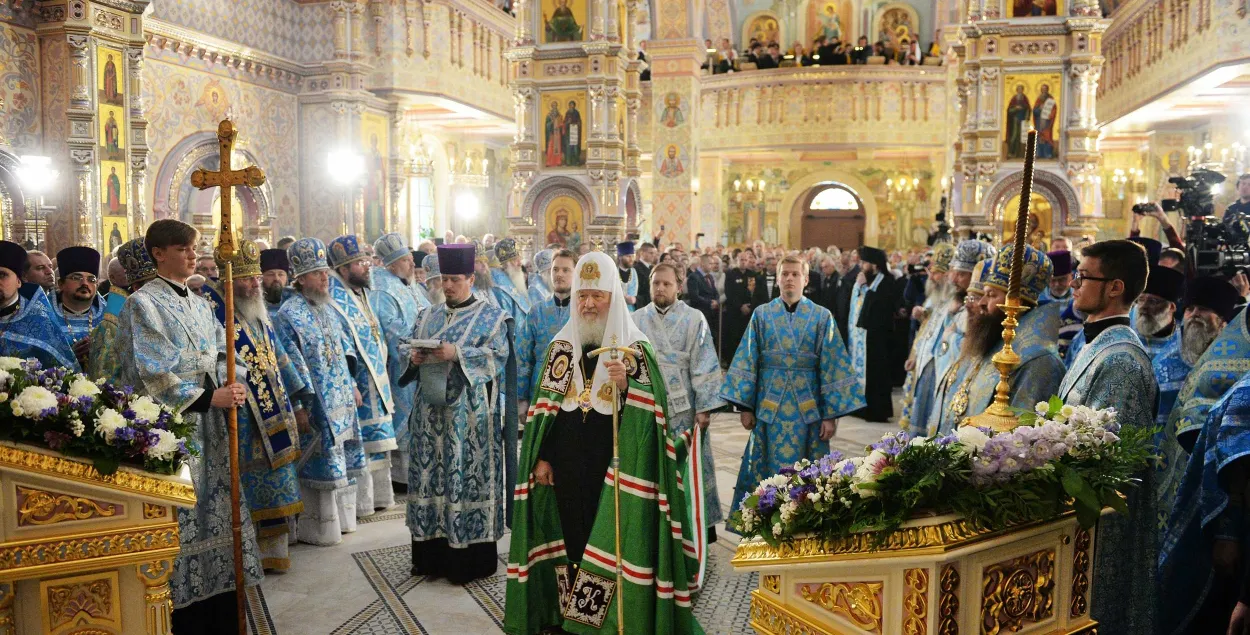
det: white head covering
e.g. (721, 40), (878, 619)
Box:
(550, 251), (649, 415)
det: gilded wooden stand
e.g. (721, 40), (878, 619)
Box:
(0, 442), (196, 635)
(732, 513), (1098, 635)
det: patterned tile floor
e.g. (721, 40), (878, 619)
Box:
(255, 402), (900, 634)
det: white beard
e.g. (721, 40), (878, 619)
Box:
(577, 315), (607, 347)
(301, 287), (330, 306)
(426, 284), (445, 305)
(1132, 308), (1171, 338)
(236, 294), (271, 330)
(1181, 316), (1221, 366)
(507, 267), (528, 292)
(541, 271), (554, 291)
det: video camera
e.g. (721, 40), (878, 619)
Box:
(1159, 170), (1250, 277)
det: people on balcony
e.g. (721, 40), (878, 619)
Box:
(905, 39), (923, 65)
(852, 36), (871, 64)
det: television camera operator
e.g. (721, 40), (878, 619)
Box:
(1222, 173), (1250, 226)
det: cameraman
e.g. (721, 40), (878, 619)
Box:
(1222, 174), (1250, 226)
(1131, 203), (1184, 251)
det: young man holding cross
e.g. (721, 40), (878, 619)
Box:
(117, 219), (259, 635)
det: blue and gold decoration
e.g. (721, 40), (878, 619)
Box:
(533, 249), (554, 272)
(289, 238), (329, 278)
(982, 243), (1053, 305)
(930, 241), (956, 273)
(374, 233), (410, 267)
(215, 238), (262, 278)
(328, 235), (368, 269)
(951, 240), (996, 273)
(117, 237), (157, 286)
(494, 237), (520, 264)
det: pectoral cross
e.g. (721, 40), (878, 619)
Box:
(188, 119), (265, 635)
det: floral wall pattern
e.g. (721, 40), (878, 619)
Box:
(151, 0), (333, 64)
(0, 23), (40, 153)
(142, 54), (301, 236)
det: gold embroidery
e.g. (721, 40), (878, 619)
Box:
(16, 486), (122, 526)
(580, 262), (601, 282)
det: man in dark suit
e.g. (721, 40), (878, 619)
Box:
(756, 43), (782, 69)
(833, 251), (860, 342)
(817, 255), (839, 315)
(634, 242), (656, 308)
(723, 249), (768, 364)
(685, 253), (722, 351)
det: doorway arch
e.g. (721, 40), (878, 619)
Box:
(794, 182), (867, 250)
(782, 169), (879, 248)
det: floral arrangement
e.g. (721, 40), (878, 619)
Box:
(734, 398), (1154, 545)
(0, 358), (195, 475)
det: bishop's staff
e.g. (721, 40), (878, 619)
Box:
(589, 335), (639, 635)
(191, 119), (267, 634)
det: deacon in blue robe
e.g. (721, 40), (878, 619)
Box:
(527, 248), (554, 307)
(402, 243), (513, 583)
(722, 276), (865, 515)
(117, 224), (262, 611)
(517, 291), (570, 406)
(370, 234), (430, 490)
(1060, 239), (1159, 635)
(932, 245), (1063, 435)
(89, 238), (157, 383)
(0, 241), (77, 369)
(328, 235), (398, 513)
(635, 284), (726, 528)
(203, 241), (304, 571)
(53, 246), (105, 344)
(274, 238), (367, 546)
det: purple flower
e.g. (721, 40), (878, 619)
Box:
(838, 461), (857, 478)
(43, 430), (70, 450)
(799, 464), (820, 480)
(758, 486), (778, 511)
(779, 466), (797, 476)
(789, 484), (814, 501)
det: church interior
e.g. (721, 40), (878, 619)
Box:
(0, 0), (1246, 631)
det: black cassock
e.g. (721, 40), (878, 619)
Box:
(537, 346), (615, 565)
(723, 267), (769, 363)
(855, 275), (897, 422)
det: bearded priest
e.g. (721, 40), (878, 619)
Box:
(505, 251), (705, 635)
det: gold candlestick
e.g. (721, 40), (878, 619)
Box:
(963, 129), (1037, 432)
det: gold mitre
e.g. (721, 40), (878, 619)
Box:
(216, 238), (263, 277)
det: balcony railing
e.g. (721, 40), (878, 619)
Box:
(640, 66), (951, 152)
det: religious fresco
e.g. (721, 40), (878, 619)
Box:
(807, 0), (853, 45)
(151, 0), (334, 64)
(657, 144), (687, 181)
(659, 93), (685, 129)
(1001, 193), (1053, 250)
(743, 14), (780, 47)
(361, 111), (389, 239)
(97, 44), (127, 219)
(0, 24), (41, 152)
(1002, 73), (1062, 161)
(543, 194), (584, 248)
(542, 0), (586, 43)
(1012, 0), (1061, 17)
(194, 80), (232, 122)
(142, 55), (299, 235)
(542, 91), (587, 168)
(874, 6), (916, 52)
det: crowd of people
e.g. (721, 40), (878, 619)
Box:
(11, 195), (1250, 632)
(696, 34), (938, 73)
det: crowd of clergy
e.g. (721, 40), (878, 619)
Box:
(4, 218), (1250, 634)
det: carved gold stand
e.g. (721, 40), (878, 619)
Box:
(732, 513), (1098, 635)
(0, 442), (196, 635)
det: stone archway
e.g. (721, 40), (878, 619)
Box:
(153, 132), (273, 240)
(794, 183), (868, 251)
(781, 169), (880, 248)
(522, 176), (597, 249)
(981, 167), (1080, 241)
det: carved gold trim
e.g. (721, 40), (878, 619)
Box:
(981, 548), (1056, 635)
(0, 444), (195, 506)
(761, 574), (780, 594)
(1070, 529), (1091, 618)
(903, 568), (929, 635)
(750, 590), (825, 635)
(42, 571), (120, 633)
(0, 582), (12, 635)
(142, 503), (168, 520)
(733, 516), (1057, 566)
(138, 559), (174, 635)
(938, 564), (959, 635)
(0, 523), (180, 582)
(16, 486), (122, 526)
(797, 581), (883, 633)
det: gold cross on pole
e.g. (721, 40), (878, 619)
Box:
(190, 120), (265, 260)
(189, 119), (265, 635)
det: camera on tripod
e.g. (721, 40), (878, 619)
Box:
(1162, 169), (1250, 277)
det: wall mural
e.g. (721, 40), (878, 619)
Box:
(657, 144), (687, 181)
(874, 6), (916, 53)
(1012, 0), (1060, 17)
(0, 24), (40, 153)
(807, 0), (853, 45)
(544, 194), (585, 248)
(542, 90), (587, 168)
(97, 44), (128, 241)
(1002, 73), (1061, 161)
(542, 0), (586, 42)
(361, 111), (389, 239)
(743, 13), (781, 47)
(1001, 193), (1053, 250)
(142, 54), (300, 235)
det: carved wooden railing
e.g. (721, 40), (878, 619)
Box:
(1097, 0), (1238, 124)
(641, 66), (951, 152)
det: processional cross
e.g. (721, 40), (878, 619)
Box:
(190, 119), (266, 635)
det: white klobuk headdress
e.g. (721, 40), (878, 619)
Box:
(549, 251), (650, 415)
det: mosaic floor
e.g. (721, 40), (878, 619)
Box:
(252, 406), (898, 634)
